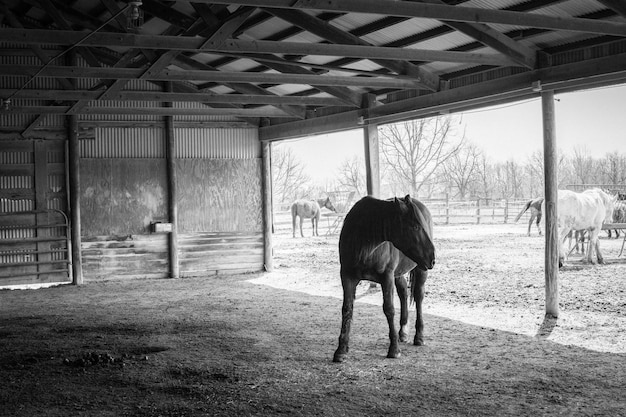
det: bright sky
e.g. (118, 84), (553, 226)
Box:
(279, 83), (626, 185)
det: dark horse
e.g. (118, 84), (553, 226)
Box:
(333, 195), (435, 363)
(514, 197), (544, 236)
(291, 197), (336, 237)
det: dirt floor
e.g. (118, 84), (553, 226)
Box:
(1, 223), (625, 416)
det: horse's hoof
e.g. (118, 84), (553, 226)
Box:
(333, 348), (348, 363)
(387, 351), (401, 359)
(333, 353), (347, 363)
(399, 332), (408, 343)
(413, 336), (424, 346)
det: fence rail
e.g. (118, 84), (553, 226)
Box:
(273, 198), (533, 235)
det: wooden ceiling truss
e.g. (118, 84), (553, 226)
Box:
(1, 0), (626, 140)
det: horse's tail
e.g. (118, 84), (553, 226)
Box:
(514, 200), (532, 223)
(409, 268), (426, 307)
(291, 203), (297, 234)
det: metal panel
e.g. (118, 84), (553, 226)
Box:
(175, 127), (260, 159)
(82, 127), (165, 158)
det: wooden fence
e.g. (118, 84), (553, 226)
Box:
(273, 197), (533, 235)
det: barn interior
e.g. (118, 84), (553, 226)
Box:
(1, 0), (626, 301)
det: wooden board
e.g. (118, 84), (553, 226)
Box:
(176, 159), (263, 233)
(80, 159), (168, 236)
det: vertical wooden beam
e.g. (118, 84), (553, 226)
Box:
(164, 82), (179, 278)
(261, 140), (273, 271)
(67, 115), (83, 285)
(363, 95), (380, 198)
(542, 90), (559, 318)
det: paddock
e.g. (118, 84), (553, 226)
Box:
(2, 223), (624, 416)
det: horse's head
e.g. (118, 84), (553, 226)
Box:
(322, 197), (337, 212)
(393, 195), (435, 270)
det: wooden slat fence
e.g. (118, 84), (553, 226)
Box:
(273, 198), (534, 235)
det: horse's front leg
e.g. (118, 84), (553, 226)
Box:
(311, 218), (318, 236)
(381, 274), (400, 359)
(299, 217), (304, 237)
(333, 271), (357, 363)
(411, 269), (428, 346)
(395, 274), (409, 343)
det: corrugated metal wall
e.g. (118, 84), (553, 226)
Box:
(83, 127), (259, 159)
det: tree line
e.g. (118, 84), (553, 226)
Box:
(272, 115), (626, 206)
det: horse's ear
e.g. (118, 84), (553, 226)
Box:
(404, 194), (412, 204)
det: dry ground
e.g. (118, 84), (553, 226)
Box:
(1, 223), (625, 416)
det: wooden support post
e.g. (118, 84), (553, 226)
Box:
(476, 198), (481, 224)
(262, 141), (273, 272)
(542, 90), (559, 318)
(164, 82), (179, 279)
(363, 95), (380, 198)
(67, 115), (83, 285)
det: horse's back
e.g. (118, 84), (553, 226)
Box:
(292, 199), (320, 218)
(558, 189), (607, 230)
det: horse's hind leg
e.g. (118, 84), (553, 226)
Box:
(381, 274), (400, 359)
(333, 272), (357, 363)
(395, 275), (409, 343)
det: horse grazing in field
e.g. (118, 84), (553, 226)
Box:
(333, 195), (435, 363)
(555, 188), (615, 267)
(514, 197), (544, 236)
(291, 197), (336, 238)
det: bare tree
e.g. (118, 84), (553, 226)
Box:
(336, 156), (366, 197)
(599, 151), (626, 185)
(570, 145), (597, 185)
(442, 141), (482, 199)
(379, 116), (463, 197)
(271, 145), (311, 205)
(473, 153), (495, 199)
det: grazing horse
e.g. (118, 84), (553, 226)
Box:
(555, 188), (615, 267)
(291, 197), (336, 238)
(514, 197), (544, 236)
(333, 195), (435, 363)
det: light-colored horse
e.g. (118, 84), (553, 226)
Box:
(554, 188), (616, 267)
(291, 197), (336, 237)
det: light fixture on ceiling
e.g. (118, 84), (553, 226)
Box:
(126, 1), (144, 29)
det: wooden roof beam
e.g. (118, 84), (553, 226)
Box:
(0, 89), (347, 106)
(0, 64), (425, 89)
(418, 0), (537, 69)
(265, 7), (441, 91)
(199, 0), (626, 37)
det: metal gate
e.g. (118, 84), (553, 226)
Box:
(0, 139), (71, 287)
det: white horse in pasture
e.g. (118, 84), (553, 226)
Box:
(554, 188), (616, 267)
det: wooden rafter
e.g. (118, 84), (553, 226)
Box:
(264, 7), (441, 91)
(199, 0), (626, 37)
(0, 89), (349, 107)
(0, 28), (522, 67)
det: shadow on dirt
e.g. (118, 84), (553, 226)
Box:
(1, 275), (625, 417)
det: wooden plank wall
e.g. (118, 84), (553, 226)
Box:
(79, 158), (170, 279)
(78, 152), (264, 279)
(176, 159), (264, 276)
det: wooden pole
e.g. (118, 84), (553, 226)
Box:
(67, 115), (83, 285)
(542, 90), (559, 318)
(261, 141), (273, 272)
(363, 95), (380, 198)
(164, 82), (179, 278)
